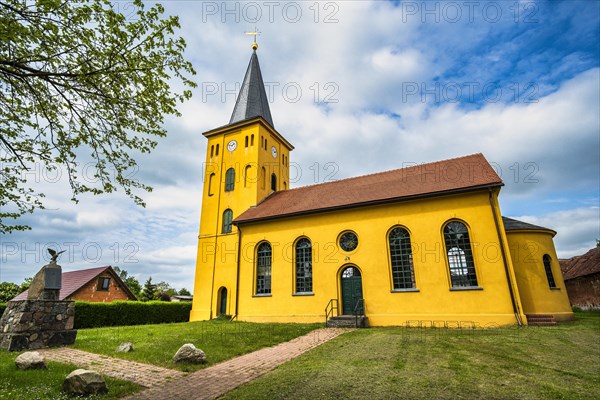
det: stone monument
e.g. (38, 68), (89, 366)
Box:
(0, 249), (77, 351)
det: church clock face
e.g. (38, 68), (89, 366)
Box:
(227, 140), (237, 152)
(339, 231), (358, 252)
(271, 146), (278, 158)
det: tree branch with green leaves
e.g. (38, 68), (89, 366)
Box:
(0, 0), (196, 233)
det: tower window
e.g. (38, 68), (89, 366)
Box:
(222, 209), (233, 234)
(251, 134), (255, 146)
(210, 145), (214, 158)
(389, 227), (416, 290)
(443, 221), (478, 288)
(543, 254), (557, 288)
(261, 167), (266, 189)
(244, 165), (253, 187)
(271, 173), (277, 191)
(225, 168), (235, 192)
(215, 144), (220, 156)
(208, 173), (215, 196)
(256, 242), (272, 294)
(245, 136), (249, 148)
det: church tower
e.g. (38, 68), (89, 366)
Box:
(190, 42), (294, 321)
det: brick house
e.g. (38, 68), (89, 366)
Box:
(13, 266), (137, 302)
(560, 247), (600, 309)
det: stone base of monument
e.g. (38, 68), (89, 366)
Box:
(0, 300), (77, 351)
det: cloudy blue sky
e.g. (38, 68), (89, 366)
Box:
(1, 0), (599, 291)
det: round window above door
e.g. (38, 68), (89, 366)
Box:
(339, 231), (358, 252)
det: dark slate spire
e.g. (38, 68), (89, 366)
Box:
(229, 46), (274, 128)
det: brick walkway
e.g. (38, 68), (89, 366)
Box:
(38, 347), (186, 388)
(125, 327), (348, 400)
(40, 327), (349, 399)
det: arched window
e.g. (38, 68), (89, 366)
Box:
(443, 221), (478, 288)
(261, 167), (266, 189)
(251, 134), (255, 146)
(218, 287), (227, 315)
(283, 181), (287, 190)
(389, 227), (415, 289)
(543, 254), (557, 288)
(256, 242), (272, 294)
(271, 173), (277, 191)
(244, 165), (252, 187)
(215, 144), (219, 156)
(222, 209), (233, 234)
(208, 173), (215, 196)
(210, 145), (214, 158)
(225, 168), (235, 192)
(295, 238), (312, 293)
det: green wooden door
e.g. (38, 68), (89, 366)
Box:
(341, 267), (363, 315)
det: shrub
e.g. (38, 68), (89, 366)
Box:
(74, 301), (191, 329)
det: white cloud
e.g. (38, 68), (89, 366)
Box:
(514, 207), (600, 258)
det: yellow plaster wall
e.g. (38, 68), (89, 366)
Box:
(233, 191), (521, 326)
(505, 231), (573, 321)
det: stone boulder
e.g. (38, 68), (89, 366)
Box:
(172, 343), (206, 364)
(62, 369), (108, 395)
(15, 351), (47, 370)
(116, 342), (134, 352)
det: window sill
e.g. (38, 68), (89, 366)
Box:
(96, 289), (109, 292)
(449, 286), (483, 291)
(253, 293), (272, 297)
(391, 288), (420, 293)
(550, 287), (561, 290)
(293, 292), (314, 296)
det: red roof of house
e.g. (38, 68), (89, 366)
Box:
(560, 247), (600, 280)
(11, 266), (135, 301)
(234, 153), (503, 224)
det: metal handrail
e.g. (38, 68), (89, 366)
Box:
(353, 298), (365, 327)
(325, 298), (338, 326)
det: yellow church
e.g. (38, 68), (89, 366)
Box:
(190, 43), (573, 327)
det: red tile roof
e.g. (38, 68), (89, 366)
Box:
(560, 247), (600, 280)
(11, 266), (135, 301)
(235, 153), (503, 224)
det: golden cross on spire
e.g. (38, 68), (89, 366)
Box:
(245, 28), (261, 50)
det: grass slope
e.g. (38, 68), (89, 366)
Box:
(0, 352), (140, 400)
(74, 320), (322, 372)
(221, 311), (600, 400)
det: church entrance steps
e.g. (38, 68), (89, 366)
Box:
(327, 315), (369, 328)
(526, 314), (558, 326)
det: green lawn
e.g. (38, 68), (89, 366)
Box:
(221, 311), (600, 400)
(0, 320), (320, 399)
(74, 320), (322, 372)
(0, 352), (140, 400)
(2, 314), (598, 399)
